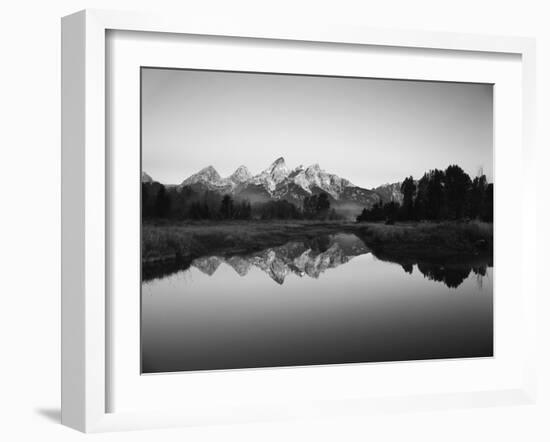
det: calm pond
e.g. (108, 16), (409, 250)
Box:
(141, 233), (493, 373)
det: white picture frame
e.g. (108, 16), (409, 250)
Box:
(61, 9), (537, 433)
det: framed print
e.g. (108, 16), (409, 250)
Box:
(61, 9), (537, 432)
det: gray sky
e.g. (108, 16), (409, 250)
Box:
(142, 68), (493, 188)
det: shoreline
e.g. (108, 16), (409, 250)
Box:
(142, 220), (493, 280)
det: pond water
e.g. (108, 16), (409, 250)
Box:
(141, 233), (493, 373)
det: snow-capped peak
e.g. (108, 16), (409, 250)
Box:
(267, 157), (289, 181)
(250, 157), (290, 191)
(305, 163), (321, 174)
(181, 165), (221, 186)
(271, 156), (286, 167)
(291, 163), (353, 198)
(178, 157), (362, 201)
(229, 165), (252, 183)
(266, 157), (288, 176)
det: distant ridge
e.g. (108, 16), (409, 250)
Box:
(169, 157), (381, 212)
(142, 158), (409, 217)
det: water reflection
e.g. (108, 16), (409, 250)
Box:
(185, 233), (491, 289)
(192, 233), (369, 284)
(141, 233), (493, 373)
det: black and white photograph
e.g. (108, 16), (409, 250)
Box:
(140, 68), (494, 374)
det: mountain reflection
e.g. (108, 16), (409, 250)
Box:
(192, 233), (369, 284)
(188, 233), (491, 288)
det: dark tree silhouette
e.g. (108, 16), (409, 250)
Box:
(303, 195), (318, 219)
(154, 185), (171, 218)
(469, 174), (488, 219)
(357, 164), (493, 224)
(316, 192), (330, 218)
(444, 165), (472, 219)
(417, 263), (471, 289)
(356, 208), (368, 222)
(303, 192), (332, 220)
(201, 201), (210, 219)
(189, 202), (202, 220)
(426, 169), (445, 219)
(141, 183), (151, 217)
(482, 183), (493, 222)
(412, 169), (445, 220)
(400, 176), (416, 219)
(384, 201), (400, 224)
(219, 195), (234, 219)
(259, 200), (301, 220)
(356, 201), (399, 223)
(189, 201), (210, 220)
(234, 200), (252, 220)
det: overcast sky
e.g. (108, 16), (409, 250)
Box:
(142, 68), (493, 189)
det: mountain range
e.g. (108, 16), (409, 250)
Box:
(143, 157), (403, 216)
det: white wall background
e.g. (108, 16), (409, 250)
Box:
(0, 1), (548, 440)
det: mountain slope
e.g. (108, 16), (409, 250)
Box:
(141, 171), (154, 183)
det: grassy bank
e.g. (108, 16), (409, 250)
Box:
(142, 219), (492, 269)
(354, 220), (492, 264)
(142, 220), (357, 264)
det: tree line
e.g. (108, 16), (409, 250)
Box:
(142, 184), (253, 220)
(142, 184), (339, 221)
(357, 165), (493, 223)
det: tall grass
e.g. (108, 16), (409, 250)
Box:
(142, 220), (354, 263)
(356, 220), (492, 259)
(142, 219), (493, 264)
